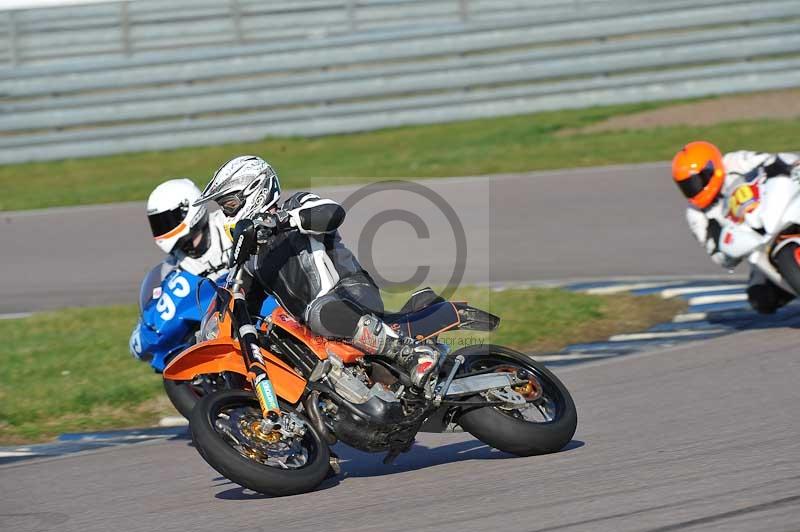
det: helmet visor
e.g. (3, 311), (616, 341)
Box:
(148, 205), (187, 237)
(677, 161), (715, 199)
(216, 192), (245, 217)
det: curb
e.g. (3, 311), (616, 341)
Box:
(544, 277), (800, 366)
(0, 426), (189, 466)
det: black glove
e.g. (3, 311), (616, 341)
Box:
(229, 219), (257, 268)
(256, 211), (291, 244)
(763, 156), (795, 178)
(706, 218), (722, 251)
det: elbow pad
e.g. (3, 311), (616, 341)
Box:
(292, 201), (346, 234)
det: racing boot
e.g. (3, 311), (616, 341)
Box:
(351, 314), (440, 388)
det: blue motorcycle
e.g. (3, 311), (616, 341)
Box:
(130, 262), (276, 417)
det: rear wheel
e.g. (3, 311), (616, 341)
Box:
(163, 378), (202, 419)
(163, 373), (247, 419)
(454, 345), (577, 456)
(773, 243), (800, 295)
(190, 389), (330, 496)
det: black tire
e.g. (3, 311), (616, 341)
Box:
(163, 378), (201, 419)
(190, 389), (330, 497)
(454, 345), (577, 457)
(773, 243), (800, 295)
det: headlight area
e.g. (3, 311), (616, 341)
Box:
(199, 313), (220, 341)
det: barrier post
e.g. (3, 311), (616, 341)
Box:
(230, 0), (244, 43)
(120, 1), (132, 56)
(458, 0), (469, 22)
(346, 0), (357, 31)
(8, 10), (19, 65)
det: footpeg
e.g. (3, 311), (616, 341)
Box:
(329, 455), (341, 475)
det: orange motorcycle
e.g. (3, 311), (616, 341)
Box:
(164, 223), (577, 496)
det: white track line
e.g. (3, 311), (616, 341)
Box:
(586, 282), (676, 295)
(0, 312), (32, 320)
(158, 416), (189, 427)
(672, 312), (708, 323)
(660, 284), (746, 299)
(0, 450), (37, 458)
(609, 329), (727, 342)
(533, 353), (616, 362)
(688, 293), (748, 306)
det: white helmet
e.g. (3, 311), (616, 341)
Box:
(146, 178), (210, 256)
(194, 156), (281, 230)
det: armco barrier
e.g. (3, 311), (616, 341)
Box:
(0, 0), (799, 164)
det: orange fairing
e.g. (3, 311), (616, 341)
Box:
(163, 338), (307, 404)
(163, 338), (247, 380)
(271, 306), (365, 364)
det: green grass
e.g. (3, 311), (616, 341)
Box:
(384, 285), (685, 353)
(0, 286), (684, 444)
(0, 305), (168, 444)
(3, 97), (799, 211)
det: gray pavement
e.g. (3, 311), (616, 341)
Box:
(0, 162), (729, 314)
(1, 325), (798, 532)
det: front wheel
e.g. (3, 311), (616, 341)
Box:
(454, 345), (577, 456)
(190, 389), (330, 497)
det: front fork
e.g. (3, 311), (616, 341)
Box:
(229, 271), (281, 420)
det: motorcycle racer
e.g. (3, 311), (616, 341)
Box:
(129, 178), (232, 360)
(146, 178), (231, 278)
(672, 141), (800, 313)
(193, 155), (440, 387)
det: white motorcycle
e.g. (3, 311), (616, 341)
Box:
(720, 174), (800, 295)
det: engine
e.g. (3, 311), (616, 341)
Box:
(319, 355), (426, 453)
(325, 354), (400, 405)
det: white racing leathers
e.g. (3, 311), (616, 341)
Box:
(172, 209), (232, 280)
(685, 150), (800, 312)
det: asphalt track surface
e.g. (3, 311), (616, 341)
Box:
(2, 327), (798, 532)
(0, 161), (727, 314)
(4, 162), (795, 532)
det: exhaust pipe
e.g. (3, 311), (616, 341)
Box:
(303, 390), (337, 445)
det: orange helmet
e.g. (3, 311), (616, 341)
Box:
(672, 141), (725, 209)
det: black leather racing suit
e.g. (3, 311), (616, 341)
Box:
(246, 192), (384, 338)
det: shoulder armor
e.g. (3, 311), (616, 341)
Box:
(282, 191), (319, 210)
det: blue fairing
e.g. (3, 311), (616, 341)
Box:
(129, 263), (277, 373)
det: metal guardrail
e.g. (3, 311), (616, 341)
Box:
(5, 28), (800, 131)
(2, 0), (616, 65)
(0, 0), (799, 164)
(1, 0), (732, 76)
(6, 19), (795, 114)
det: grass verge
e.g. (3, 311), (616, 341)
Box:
(3, 97), (799, 211)
(0, 286), (684, 444)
